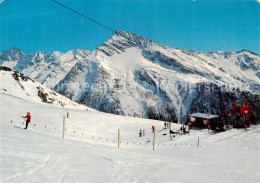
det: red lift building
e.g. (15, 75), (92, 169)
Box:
(222, 99), (249, 129)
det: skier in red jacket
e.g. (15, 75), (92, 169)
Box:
(23, 112), (31, 129)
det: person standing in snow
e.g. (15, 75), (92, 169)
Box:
(139, 130), (142, 137)
(23, 112), (31, 129)
(67, 112), (69, 118)
(152, 125), (155, 133)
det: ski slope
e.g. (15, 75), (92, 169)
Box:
(0, 66), (93, 110)
(0, 93), (260, 183)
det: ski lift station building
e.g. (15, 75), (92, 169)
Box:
(188, 113), (220, 129)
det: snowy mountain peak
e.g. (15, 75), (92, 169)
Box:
(4, 47), (23, 55)
(237, 49), (260, 56)
(0, 47), (24, 61)
(112, 30), (158, 47)
(96, 30), (163, 56)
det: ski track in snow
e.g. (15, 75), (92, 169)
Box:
(26, 154), (51, 175)
(1, 153), (51, 182)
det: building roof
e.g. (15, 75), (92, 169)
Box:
(189, 113), (219, 119)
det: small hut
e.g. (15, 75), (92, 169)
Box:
(188, 113), (220, 129)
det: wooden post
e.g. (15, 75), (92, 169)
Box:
(243, 114), (246, 129)
(197, 136), (199, 147)
(118, 128), (120, 148)
(63, 116), (65, 138)
(153, 126), (156, 151)
(169, 122), (172, 139)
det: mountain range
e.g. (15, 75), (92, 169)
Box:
(1, 30), (259, 123)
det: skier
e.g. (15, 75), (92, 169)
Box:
(22, 112), (31, 129)
(67, 112), (69, 118)
(164, 122), (166, 129)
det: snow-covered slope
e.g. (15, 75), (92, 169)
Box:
(0, 66), (93, 110)
(0, 92), (259, 182)
(1, 31), (260, 123)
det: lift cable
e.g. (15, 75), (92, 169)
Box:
(51, 0), (115, 33)
(50, 0), (157, 52)
(0, 1), (159, 82)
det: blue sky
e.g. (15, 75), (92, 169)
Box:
(0, 0), (259, 54)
